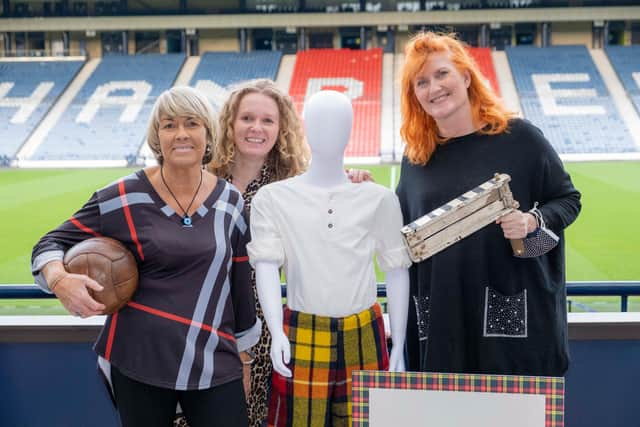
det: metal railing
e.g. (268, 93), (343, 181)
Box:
(2, 281), (639, 312)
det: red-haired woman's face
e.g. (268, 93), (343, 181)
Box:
(412, 51), (472, 128)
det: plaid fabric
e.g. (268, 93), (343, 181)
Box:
(268, 304), (389, 427)
(352, 371), (564, 427)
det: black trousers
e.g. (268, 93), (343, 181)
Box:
(111, 366), (249, 427)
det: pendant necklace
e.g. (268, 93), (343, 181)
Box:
(160, 166), (203, 227)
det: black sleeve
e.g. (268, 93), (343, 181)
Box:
(230, 208), (256, 333)
(395, 156), (411, 225)
(531, 126), (582, 233)
(31, 191), (103, 275)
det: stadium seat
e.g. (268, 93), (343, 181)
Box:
(289, 48), (383, 159)
(468, 47), (500, 96)
(29, 54), (185, 161)
(189, 51), (282, 111)
(0, 59), (84, 158)
(506, 45), (635, 154)
(605, 46), (640, 117)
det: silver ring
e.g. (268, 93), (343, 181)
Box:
(75, 311), (82, 317)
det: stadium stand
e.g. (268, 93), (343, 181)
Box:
(468, 47), (501, 96)
(289, 48), (383, 159)
(0, 59), (84, 159)
(506, 45), (636, 154)
(605, 46), (640, 116)
(28, 54), (185, 161)
(189, 51), (282, 111)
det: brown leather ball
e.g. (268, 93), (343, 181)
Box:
(63, 237), (139, 315)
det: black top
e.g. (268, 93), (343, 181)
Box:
(396, 118), (581, 377)
(32, 170), (255, 390)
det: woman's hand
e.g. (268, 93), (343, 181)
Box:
(52, 273), (106, 317)
(346, 168), (374, 183)
(240, 351), (254, 399)
(496, 210), (537, 240)
(43, 261), (105, 317)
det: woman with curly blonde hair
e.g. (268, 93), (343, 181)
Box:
(396, 32), (581, 377)
(210, 79), (310, 185)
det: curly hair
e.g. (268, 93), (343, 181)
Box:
(400, 32), (516, 165)
(146, 86), (217, 165)
(208, 79), (309, 181)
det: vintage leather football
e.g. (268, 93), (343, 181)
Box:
(63, 237), (138, 314)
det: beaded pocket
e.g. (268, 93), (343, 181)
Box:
(483, 286), (527, 338)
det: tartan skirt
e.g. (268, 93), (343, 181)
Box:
(268, 303), (389, 427)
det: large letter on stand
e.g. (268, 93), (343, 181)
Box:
(633, 72), (640, 90)
(76, 81), (152, 123)
(0, 82), (54, 124)
(194, 80), (229, 111)
(532, 73), (605, 116)
(304, 78), (364, 103)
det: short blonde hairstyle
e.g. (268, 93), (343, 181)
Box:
(209, 79), (309, 181)
(146, 86), (218, 165)
(400, 32), (515, 165)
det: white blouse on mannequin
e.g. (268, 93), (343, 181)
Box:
(249, 90), (411, 377)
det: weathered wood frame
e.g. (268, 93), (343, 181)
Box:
(401, 173), (519, 263)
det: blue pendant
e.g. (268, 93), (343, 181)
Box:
(182, 216), (193, 227)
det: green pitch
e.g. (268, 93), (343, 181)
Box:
(1, 161), (638, 314)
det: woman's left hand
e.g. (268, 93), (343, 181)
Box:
(346, 168), (374, 183)
(496, 210), (537, 239)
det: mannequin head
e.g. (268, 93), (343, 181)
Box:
(303, 90), (353, 160)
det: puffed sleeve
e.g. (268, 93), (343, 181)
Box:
(31, 191), (103, 292)
(246, 187), (285, 268)
(374, 189), (412, 271)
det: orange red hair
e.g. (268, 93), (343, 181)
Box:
(400, 32), (515, 165)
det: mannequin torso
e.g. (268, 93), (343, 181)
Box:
(248, 91), (410, 383)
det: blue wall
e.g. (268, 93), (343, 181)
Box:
(0, 343), (120, 426)
(1, 339), (638, 426)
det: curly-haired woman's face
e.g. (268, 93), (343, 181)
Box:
(233, 92), (280, 162)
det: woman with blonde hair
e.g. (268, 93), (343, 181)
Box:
(396, 32), (581, 376)
(32, 86), (259, 426)
(209, 78), (308, 427)
(210, 79), (310, 188)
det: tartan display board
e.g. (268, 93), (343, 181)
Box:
(352, 370), (564, 427)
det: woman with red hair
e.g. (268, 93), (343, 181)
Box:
(396, 32), (581, 377)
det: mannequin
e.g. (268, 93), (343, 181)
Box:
(248, 90), (410, 426)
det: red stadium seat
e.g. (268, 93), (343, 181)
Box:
(468, 47), (501, 96)
(289, 48), (383, 158)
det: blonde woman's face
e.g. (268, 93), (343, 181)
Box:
(412, 52), (472, 126)
(233, 92), (280, 162)
(157, 115), (207, 168)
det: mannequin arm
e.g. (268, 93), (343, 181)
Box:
(385, 267), (409, 372)
(255, 261), (292, 377)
